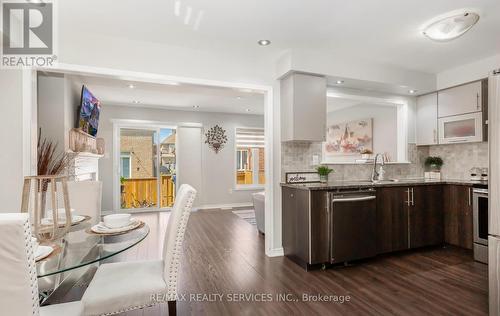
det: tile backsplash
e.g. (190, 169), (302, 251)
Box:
(426, 142), (488, 180)
(281, 141), (488, 181)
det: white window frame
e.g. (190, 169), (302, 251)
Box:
(234, 127), (265, 191)
(112, 120), (178, 212)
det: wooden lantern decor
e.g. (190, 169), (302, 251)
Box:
(21, 175), (72, 242)
(205, 125), (228, 154)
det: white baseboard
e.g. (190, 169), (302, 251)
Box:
(195, 202), (253, 211)
(266, 247), (284, 257)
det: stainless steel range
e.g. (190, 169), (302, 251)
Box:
(473, 186), (488, 263)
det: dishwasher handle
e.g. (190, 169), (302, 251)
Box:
(332, 196), (376, 203)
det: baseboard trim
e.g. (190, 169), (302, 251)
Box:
(266, 247), (284, 257)
(195, 202), (253, 211)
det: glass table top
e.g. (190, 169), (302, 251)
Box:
(36, 218), (149, 278)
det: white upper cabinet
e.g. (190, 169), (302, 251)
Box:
(438, 81), (482, 118)
(280, 73), (326, 142)
(416, 92), (438, 146)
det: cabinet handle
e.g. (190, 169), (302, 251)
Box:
(411, 188), (415, 206)
(405, 188), (410, 206)
(433, 129), (437, 143)
(468, 188), (471, 206)
(477, 93), (480, 110)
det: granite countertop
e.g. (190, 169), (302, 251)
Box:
(280, 178), (488, 191)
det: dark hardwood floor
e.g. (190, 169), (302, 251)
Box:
(105, 210), (488, 316)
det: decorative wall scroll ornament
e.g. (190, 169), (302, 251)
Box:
(205, 125), (228, 154)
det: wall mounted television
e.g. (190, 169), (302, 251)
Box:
(78, 85), (101, 137)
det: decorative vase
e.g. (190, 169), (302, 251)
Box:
(320, 174), (328, 183)
(21, 175), (72, 242)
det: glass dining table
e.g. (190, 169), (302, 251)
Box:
(36, 216), (149, 303)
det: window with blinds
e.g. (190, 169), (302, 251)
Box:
(235, 128), (265, 187)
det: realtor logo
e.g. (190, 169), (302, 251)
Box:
(1, 0), (56, 67)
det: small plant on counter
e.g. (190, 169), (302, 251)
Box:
(425, 156), (444, 171)
(316, 165), (334, 183)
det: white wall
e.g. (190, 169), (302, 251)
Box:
(0, 70), (24, 212)
(37, 73), (81, 153)
(98, 105), (264, 211)
(437, 53), (500, 90)
(327, 103), (398, 161)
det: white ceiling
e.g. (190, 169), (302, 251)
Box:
(67, 74), (265, 115)
(59, 0), (500, 74)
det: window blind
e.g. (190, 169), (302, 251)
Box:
(236, 128), (265, 148)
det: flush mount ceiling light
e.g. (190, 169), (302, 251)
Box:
(245, 108), (251, 112)
(128, 84), (135, 89)
(132, 100), (141, 104)
(408, 89), (417, 94)
(336, 80), (344, 85)
(257, 40), (271, 46)
(192, 105), (200, 109)
(422, 11), (480, 42)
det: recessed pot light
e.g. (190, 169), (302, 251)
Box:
(236, 96), (242, 100)
(409, 89), (417, 94)
(422, 11), (480, 42)
(245, 108), (251, 112)
(257, 40), (271, 46)
(132, 100), (141, 104)
(193, 105), (200, 109)
(336, 80), (344, 85)
(128, 84), (135, 89)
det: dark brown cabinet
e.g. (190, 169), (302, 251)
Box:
(282, 187), (329, 268)
(443, 185), (473, 249)
(376, 187), (409, 253)
(409, 185), (444, 248)
(376, 185), (444, 253)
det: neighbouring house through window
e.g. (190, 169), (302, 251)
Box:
(120, 152), (131, 179)
(235, 127), (265, 187)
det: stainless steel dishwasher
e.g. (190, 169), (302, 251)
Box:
(329, 190), (377, 264)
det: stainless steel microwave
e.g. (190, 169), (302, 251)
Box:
(438, 112), (483, 144)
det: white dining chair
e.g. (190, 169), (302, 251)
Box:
(66, 181), (103, 225)
(0, 213), (83, 316)
(81, 184), (197, 316)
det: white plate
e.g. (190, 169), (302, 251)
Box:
(35, 245), (54, 262)
(41, 215), (87, 226)
(91, 219), (141, 234)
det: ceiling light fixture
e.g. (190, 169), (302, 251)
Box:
(193, 105), (200, 109)
(128, 84), (135, 89)
(422, 11), (480, 42)
(336, 80), (344, 85)
(257, 40), (271, 46)
(245, 108), (251, 112)
(408, 89), (417, 94)
(132, 100), (141, 104)
(236, 96), (242, 100)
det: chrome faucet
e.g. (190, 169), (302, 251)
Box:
(371, 153), (385, 182)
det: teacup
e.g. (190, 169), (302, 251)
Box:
(103, 214), (132, 229)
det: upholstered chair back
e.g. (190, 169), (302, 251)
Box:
(162, 184), (197, 299)
(0, 213), (40, 316)
(66, 181), (102, 225)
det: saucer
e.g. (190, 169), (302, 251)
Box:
(35, 245), (54, 262)
(89, 219), (143, 235)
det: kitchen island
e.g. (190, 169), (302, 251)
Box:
(281, 178), (486, 270)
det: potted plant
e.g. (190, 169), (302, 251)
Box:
(316, 165), (334, 183)
(425, 156), (444, 172)
(360, 149), (373, 159)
